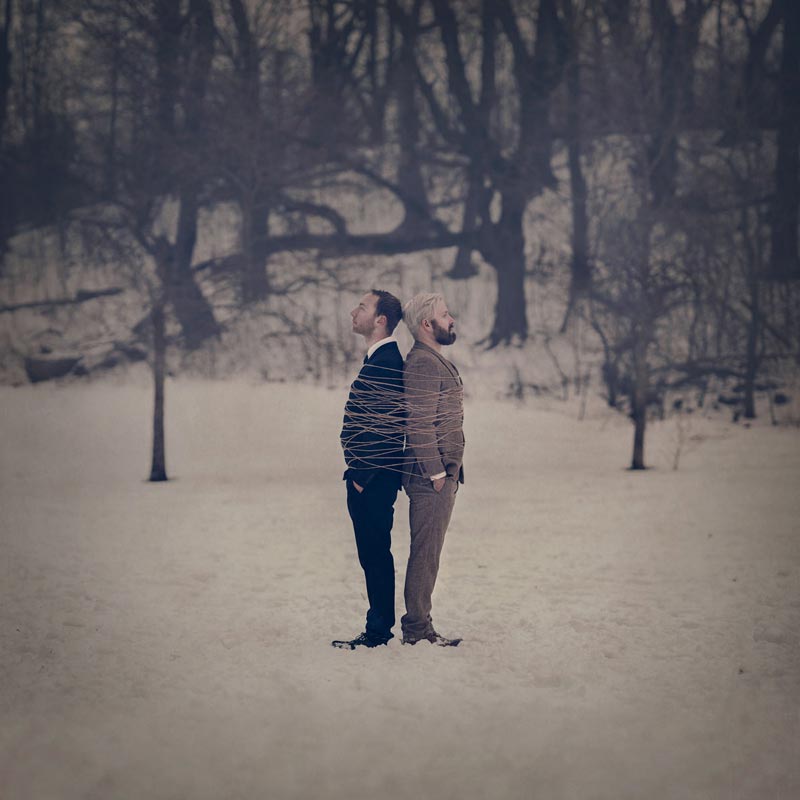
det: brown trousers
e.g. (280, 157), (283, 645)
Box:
(401, 475), (458, 640)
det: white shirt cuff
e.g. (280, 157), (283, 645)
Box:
(430, 471), (447, 481)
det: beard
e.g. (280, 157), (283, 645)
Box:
(431, 319), (456, 345)
(353, 317), (377, 337)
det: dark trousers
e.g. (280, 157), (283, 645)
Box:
(346, 471), (398, 640)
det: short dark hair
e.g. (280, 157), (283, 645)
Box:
(371, 290), (403, 334)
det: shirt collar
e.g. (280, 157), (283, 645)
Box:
(366, 335), (397, 360)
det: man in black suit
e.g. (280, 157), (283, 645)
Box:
(333, 290), (405, 649)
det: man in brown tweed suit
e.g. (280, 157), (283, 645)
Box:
(401, 292), (465, 647)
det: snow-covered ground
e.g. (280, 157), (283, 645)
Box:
(1, 376), (798, 800)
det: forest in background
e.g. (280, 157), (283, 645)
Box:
(0, 0), (798, 474)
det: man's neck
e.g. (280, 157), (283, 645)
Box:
(364, 330), (390, 351)
(417, 334), (442, 353)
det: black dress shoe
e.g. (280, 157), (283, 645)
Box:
(331, 632), (391, 650)
(402, 631), (462, 647)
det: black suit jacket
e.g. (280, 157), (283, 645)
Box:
(341, 341), (404, 488)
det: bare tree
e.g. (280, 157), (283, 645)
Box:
(214, 0), (287, 303)
(0, 0), (82, 257)
(414, 0), (569, 345)
(279, 0), (570, 346)
(69, 0), (226, 480)
(586, 0), (714, 469)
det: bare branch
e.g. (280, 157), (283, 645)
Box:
(0, 288), (125, 314)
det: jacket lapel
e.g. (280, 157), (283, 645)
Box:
(413, 342), (461, 383)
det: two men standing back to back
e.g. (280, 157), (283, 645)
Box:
(334, 290), (464, 650)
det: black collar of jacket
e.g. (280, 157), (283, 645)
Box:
(365, 340), (401, 364)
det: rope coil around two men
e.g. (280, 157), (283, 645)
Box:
(342, 363), (463, 478)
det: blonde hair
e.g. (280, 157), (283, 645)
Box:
(403, 292), (445, 339)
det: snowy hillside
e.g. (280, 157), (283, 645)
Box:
(0, 167), (580, 393)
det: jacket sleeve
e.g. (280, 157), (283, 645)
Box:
(404, 355), (445, 480)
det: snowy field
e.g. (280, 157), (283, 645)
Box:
(1, 376), (799, 800)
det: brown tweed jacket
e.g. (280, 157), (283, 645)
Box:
(402, 341), (465, 486)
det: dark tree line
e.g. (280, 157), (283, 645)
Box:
(1, 0), (798, 474)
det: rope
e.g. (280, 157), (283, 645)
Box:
(342, 364), (464, 477)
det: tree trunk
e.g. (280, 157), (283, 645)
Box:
(241, 189), (270, 304)
(228, 0), (259, 107)
(740, 1), (783, 129)
(564, 35), (590, 315)
(446, 0), (496, 280)
(105, 13), (121, 197)
(743, 280), (760, 419)
(394, 2), (432, 235)
(153, 0), (219, 348)
(155, 0), (182, 135)
(448, 168), (482, 279)
(0, 0), (11, 258)
(0, 0), (12, 142)
(166, 187), (220, 349)
(768, 0), (800, 279)
(149, 300), (168, 482)
(489, 253), (527, 346)
(648, 0), (705, 207)
(229, 0), (270, 304)
(602, 357), (620, 408)
(481, 199), (528, 346)
(165, 270), (219, 349)
(630, 336), (649, 470)
(566, 142), (590, 295)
